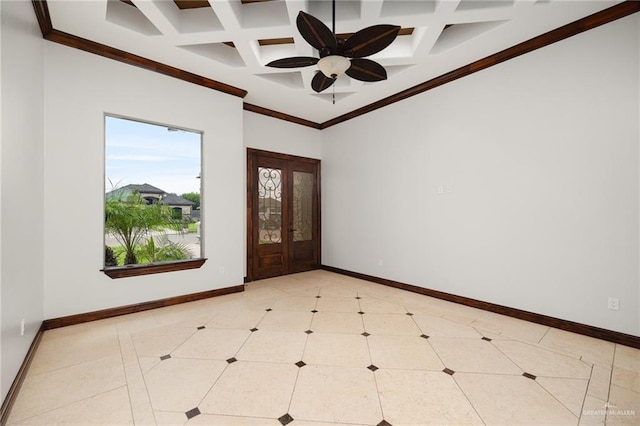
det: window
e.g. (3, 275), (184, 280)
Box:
(103, 115), (204, 278)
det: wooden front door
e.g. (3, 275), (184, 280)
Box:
(247, 149), (320, 281)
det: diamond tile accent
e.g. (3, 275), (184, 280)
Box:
(420, 334), (430, 339)
(355, 296), (362, 299)
(295, 361), (307, 368)
(482, 336), (492, 342)
(523, 372), (537, 380)
(305, 330), (314, 334)
(311, 310), (318, 313)
(406, 312), (414, 316)
(278, 413), (294, 425)
(185, 407), (201, 419)
(358, 311), (365, 315)
(197, 325), (206, 330)
(368, 364), (379, 372)
(250, 328), (258, 332)
(226, 357), (237, 364)
(316, 295), (322, 299)
(377, 420), (392, 426)
(362, 332), (370, 337)
(443, 368), (455, 375)
(160, 354), (171, 361)
(266, 308), (273, 312)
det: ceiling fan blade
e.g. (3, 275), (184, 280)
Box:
(311, 71), (336, 93)
(345, 58), (387, 82)
(266, 57), (319, 68)
(297, 11), (337, 56)
(342, 25), (401, 58)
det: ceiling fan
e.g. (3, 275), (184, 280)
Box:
(265, 0), (400, 95)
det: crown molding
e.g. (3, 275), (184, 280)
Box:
(32, 1), (640, 129)
(32, 1), (247, 99)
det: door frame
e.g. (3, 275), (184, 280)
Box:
(246, 148), (321, 282)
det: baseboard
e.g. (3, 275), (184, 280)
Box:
(42, 284), (245, 330)
(0, 324), (44, 426)
(322, 265), (640, 349)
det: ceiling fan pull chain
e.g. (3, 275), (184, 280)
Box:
(333, 84), (335, 105)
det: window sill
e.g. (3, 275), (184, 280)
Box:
(102, 258), (207, 279)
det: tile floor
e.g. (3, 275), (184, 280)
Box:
(7, 270), (640, 425)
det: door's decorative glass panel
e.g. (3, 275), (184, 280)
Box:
(293, 171), (313, 242)
(258, 167), (282, 244)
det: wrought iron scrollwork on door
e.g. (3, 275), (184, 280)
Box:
(258, 167), (282, 244)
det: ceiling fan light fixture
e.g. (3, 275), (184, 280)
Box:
(317, 55), (351, 79)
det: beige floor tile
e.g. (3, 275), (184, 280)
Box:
(536, 376), (589, 416)
(7, 386), (133, 425)
(236, 330), (307, 363)
(258, 311), (314, 332)
(358, 297), (407, 314)
(243, 285), (289, 302)
(376, 369), (483, 425)
(606, 385), (640, 425)
(263, 275), (318, 293)
(172, 328), (251, 360)
(429, 337), (522, 374)
(315, 297), (360, 313)
(199, 361), (298, 418)
(9, 354), (126, 422)
(187, 414), (281, 425)
(493, 340), (592, 379)
(614, 344), (640, 372)
(145, 357), (227, 412)
(205, 308), (267, 330)
(302, 333), (371, 367)
(471, 313), (549, 343)
(579, 394), (607, 425)
(412, 313), (483, 338)
(612, 366), (640, 393)
(290, 421), (368, 426)
(119, 331), (156, 425)
(155, 409), (189, 425)
(272, 296), (319, 311)
(28, 322), (120, 376)
(362, 313), (421, 336)
(310, 312), (365, 334)
(286, 286), (323, 297)
(438, 303), (490, 326)
(115, 310), (160, 334)
(11, 271), (637, 426)
(151, 303), (212, 327)
(455, 372), (578, 425)
(289, 365), (382, 424)
(139, 356), (163, 374)
(132, 324), (198, 357)
(539, 328), (616, 366)
(317, 285), (359, 298)
(368, 335), (444, 371)
(587, 364), (612, 401)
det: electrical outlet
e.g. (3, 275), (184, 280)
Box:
(608, 297), (619, 311)
(21, 319), (25, 336)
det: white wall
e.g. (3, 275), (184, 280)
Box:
(43, 43), (244, 319)
(244, 111), (322, 159)
(0, 0), (45, 400)
(322, 14), (640, 336)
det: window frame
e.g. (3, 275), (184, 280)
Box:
(102, 114), (206, 279)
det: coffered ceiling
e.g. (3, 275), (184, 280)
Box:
(40, 0), (631, 126)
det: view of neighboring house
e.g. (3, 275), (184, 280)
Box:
(106, 183), (195, 219)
